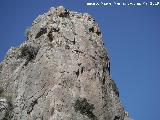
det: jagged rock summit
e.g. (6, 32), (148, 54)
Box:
(0, 6), (131, 120)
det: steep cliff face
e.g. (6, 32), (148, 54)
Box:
(0, 6), (131, 120)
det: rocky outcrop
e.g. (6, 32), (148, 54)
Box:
(0, 6), (131, 120)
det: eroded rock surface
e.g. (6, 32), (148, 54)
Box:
(0, 6), (131, 120)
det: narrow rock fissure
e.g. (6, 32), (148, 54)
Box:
(75, 69), (79, 78)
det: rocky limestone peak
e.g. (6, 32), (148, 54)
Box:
(0, 6), (131, 120)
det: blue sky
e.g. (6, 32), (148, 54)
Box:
(0, 0), (160, 119)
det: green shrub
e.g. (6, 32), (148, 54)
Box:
(35, 28), (47, 39)
(18, 44), (39, 66)
(74, 98), (97, 120)
(59, 10), (70, 18)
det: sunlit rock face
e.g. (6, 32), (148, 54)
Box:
(0, 6), (131, 120)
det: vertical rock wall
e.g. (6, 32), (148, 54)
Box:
(0, 6), (131, 120)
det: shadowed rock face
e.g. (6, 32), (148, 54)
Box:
(0, 6), (131, 120)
